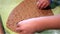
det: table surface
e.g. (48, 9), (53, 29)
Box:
(0, 0), (60, 34)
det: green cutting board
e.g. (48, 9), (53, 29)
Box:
(0, 0), (60, 34)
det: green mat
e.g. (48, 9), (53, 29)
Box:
(0, 0), (60, 34)
(0, 0), (23, 34)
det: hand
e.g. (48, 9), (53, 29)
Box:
(16, 18), (47, 34)
(37, 0), (50, 9)
(16, 18), (38, 34)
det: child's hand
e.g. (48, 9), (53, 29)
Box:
(16, 18), (47, 34)
(16, 15), (60, 34)
(37, 0), (50, 9)
(16, 18), (38, 34)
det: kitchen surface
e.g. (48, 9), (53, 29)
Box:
(0, 0), (60, 34)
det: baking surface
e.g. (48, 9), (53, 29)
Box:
(0, 0), (60, 34)
(6, 0), (53, 32)
(0, 16), (4, 34)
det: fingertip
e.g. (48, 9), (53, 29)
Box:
(37, 1), (39, 5)
(16, 24), (20, 27)
(38, 1), (44, 9)
(16, 22), (21, 27)
(16, 28), (23, 32)
(37, 2), (40, 8)
(37, 0), (42, 8)
(44, 4), (49, 8)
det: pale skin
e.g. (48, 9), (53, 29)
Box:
(37, 0), (50, 9)
(16, 0), (60, 34)
(16, 15), (60, 34)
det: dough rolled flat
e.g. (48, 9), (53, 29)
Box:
(6, 0), (53, 32)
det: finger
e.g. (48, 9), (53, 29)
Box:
(16, 28), (23, 32)
(44, 3), (50, 8)
(37, 1), (40, 6)
(40, 2), (46, 9)
(16, 22), (21, 27)
(37, 1), (43, 8)
(44, 1), (50, 8)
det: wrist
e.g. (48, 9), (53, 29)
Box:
(33, 17), (48, 32)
